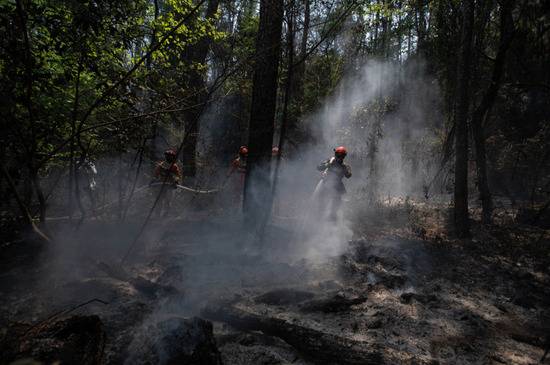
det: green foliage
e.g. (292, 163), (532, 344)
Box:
(301, 51), (345, 114)
(154, 0), (224, 65)
(0, 0), (221, 174)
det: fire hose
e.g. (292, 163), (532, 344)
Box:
(148, 182), (218, 194)
(90, 182), (218, 212)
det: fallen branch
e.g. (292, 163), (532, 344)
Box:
(96, 261), (178, 298)
(23, 298), (108, 337)
(149, 182), (218, 194)
(202, 303), (385, 364)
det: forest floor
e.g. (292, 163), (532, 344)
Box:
(0, 199), (549, 365)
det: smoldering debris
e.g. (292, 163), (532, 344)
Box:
(1, 315), (105, 365)
(2, 205), (550, 364)
(299, 292), (368, 313)
(254, 288), (315, 306)
(124, 316), (222, 365)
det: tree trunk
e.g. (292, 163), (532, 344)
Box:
(293, 0), (309, 105)
(454, 0), (474, 238)
(180, 0), (220, 177)
(380, 0), (391, 58)
(415, 0), (427, 54)
(260, 1), (295, 243)
(243, 0), (284, 224)
(1, 162), (50, 243)
(472, 0), (515, 224)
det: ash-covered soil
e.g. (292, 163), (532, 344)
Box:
(1, 207), (549, 365)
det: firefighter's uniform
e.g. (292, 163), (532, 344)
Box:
(317, 156), (352, 220)
(153, 157), (182, 216)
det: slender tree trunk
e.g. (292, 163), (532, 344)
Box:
(259, 0), (295, 243)
(397, 11), (402, 61)
(148, 0), (160, 162)
(407, 23), (411, 57)
(181, 0), (220, 177)
(367, 116), (381, 202)
(374, 10), (380, 54)
(381, 0), (391, 58)
(415, 0), (427, 54)
(454, 0), (474, 238)
(472, 0), (515, 224)
(293, 0), (309, 105)
(243, 0), (284, 223)
(69, 59), (83, 221)
(29, 169), (46, 223)
(15, 0), (45, 223)
(1, 162), (50, 242)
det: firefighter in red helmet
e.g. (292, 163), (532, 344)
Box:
(229, 146), (248, 176)
(317, 146), (352, 221)
(227, 146), (248, 207)
(152, 148), (182, 216)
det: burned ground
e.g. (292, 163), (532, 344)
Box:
(0, 202), (549, 365)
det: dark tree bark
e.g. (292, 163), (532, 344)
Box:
(292, 0), (309, 105)
(454, 0), (474, 238)
(259, 0), (295, 243)
(15, 0), (48, 223)
(243, 0), (284, 221)
(415, 0), (427, 54)
(181, 0), (220, 177)
(472, 0), (515, 224)
(380, 0), (391, 58)
(1, 162), (50, 243)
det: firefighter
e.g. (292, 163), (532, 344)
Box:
(271, 146), (281, 214)
(79, 158), (98, 212)
(228, 146), (247, 200)
(317, 146), (352, 221)
(153, 148), (182, 216)
(229, 146), (248, 177)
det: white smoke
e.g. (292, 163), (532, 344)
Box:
(269, 58), (442, 264)
(304, 58), (442, 198)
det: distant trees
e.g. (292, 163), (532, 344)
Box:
(471, 0), (515, 224)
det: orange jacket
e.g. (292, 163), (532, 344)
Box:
(230, 156), (247, 174)
(154, 161), (182, 184)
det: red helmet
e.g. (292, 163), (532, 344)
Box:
(272, 146), (279, 156)
(164, 148), (177, 157)
(334, 146), (347, 157)
(164, 148), (177, 162)
(239, 146), (248, 156)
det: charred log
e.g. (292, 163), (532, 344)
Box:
(254, 288), (315, 305)
(202, 303), (385, 364)
(300, 292), (367, 313)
